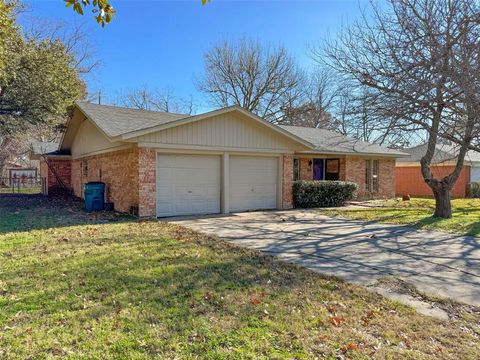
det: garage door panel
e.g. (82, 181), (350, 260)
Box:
(229, 156), (278, 212)
(156, 154), (221, 217)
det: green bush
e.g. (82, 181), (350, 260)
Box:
(293, 180), (358, 208)
(471, 182), (480, 198)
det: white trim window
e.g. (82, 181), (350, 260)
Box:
(372, 160), (379, 192)
(365, 159), (379, 192)
(293, 158), (300, 181)
(365, 160), (371, 191)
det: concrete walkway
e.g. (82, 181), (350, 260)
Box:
(170, 210), (480, 307)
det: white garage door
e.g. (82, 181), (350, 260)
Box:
(229, 156), (278, 212)
(156, 154), (221, 217)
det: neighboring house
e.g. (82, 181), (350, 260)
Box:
(40, 101), (406, 217)
(396, 143), (480, 198)
(468, 150), (480, 183)
(2, 160), (37, 182)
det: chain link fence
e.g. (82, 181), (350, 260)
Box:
(0, 177), (47, 195)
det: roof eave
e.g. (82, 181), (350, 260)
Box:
(295, 150), (410, 158)
(59, 102), (126, 150)
(75, 101), (117, 141)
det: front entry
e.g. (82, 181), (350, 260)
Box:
(313, 159), (324, 180)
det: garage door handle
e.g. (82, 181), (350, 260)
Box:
(251, 188), (254, 192)
(188, 190), (192, 193)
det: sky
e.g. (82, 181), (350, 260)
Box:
(21, 0), (368, 111)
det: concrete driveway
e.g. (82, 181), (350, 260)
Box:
(171, 210), (480, 307)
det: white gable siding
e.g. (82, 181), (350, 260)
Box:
(71, 119), (128, 157)
(133, 112), (306, 152)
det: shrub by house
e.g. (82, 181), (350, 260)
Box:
(293, 180), (358, 208)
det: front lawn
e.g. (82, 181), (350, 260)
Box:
(0, 196), (479, 358)
(322, 198), (480, 237)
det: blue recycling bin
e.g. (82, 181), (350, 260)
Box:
(84, 182), (105, 211)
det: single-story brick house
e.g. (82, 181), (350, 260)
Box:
(39, 101), (406, 217)
(396, 143), (480, 198)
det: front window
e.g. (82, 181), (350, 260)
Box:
(325, 159), (340, 180)
(365, 160), (379, 192)
(293, 158), (299, 181)
(372, 160), (379, 192)
(365, 160), (371, 191)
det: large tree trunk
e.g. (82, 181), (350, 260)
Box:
(431, 183), (452, 219)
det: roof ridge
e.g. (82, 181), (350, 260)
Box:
(280, 125), (369, 142)
(75, 100), (188, 117)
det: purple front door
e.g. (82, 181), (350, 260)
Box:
(313, 159), (324, 180)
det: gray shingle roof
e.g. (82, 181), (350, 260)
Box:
(30, 141), (59, 155)
(467, 150), (480, 163)
(279, 125), (407, 157)
(74, 102), (407, 157)
(397, 143), (480, 163)
(76, 101), (188, 138)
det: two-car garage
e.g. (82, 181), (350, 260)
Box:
(156, 153), (279, 217)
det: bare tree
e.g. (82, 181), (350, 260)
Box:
(197, 37), (304, 122)
(280, 68), (339, 128)
(317, 0), (480, 218)
(333, 86), (417, 147)
(21, 16), (100, 76)
(118, 86), (196, 115)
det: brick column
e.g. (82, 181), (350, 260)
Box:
(41, 158), (72, 193)
(299, 158), (313, 180)
(379, 159), (396, 198)
(339, 158), (346, 181)
(138, 148), (156, 217)
(282, 155), (294, 209)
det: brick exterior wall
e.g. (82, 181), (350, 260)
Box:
(282, 155), (294, 209)
(296, 156), (395, 199)
(396, 165), (471, 198)
(299, 158), (313, 180)
(345, 157), (395, 199)
(138, 148), (156, 217)
(40, 158), (72, 193)
(297, 157), (347, 182)
(339, 158), (346, 181)
(71, 147), (139, 213)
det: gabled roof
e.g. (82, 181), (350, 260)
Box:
(76, 101), (187, 138)
(65, 102), (408, 158)
(397, 143), (480, 164)
(279, 125), (408, 157)
(74, 102), (314, 149)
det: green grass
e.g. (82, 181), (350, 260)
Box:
(322, 198), (480, 237)
(0, 196), (479, 359)
(0, 185), (42, 194)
